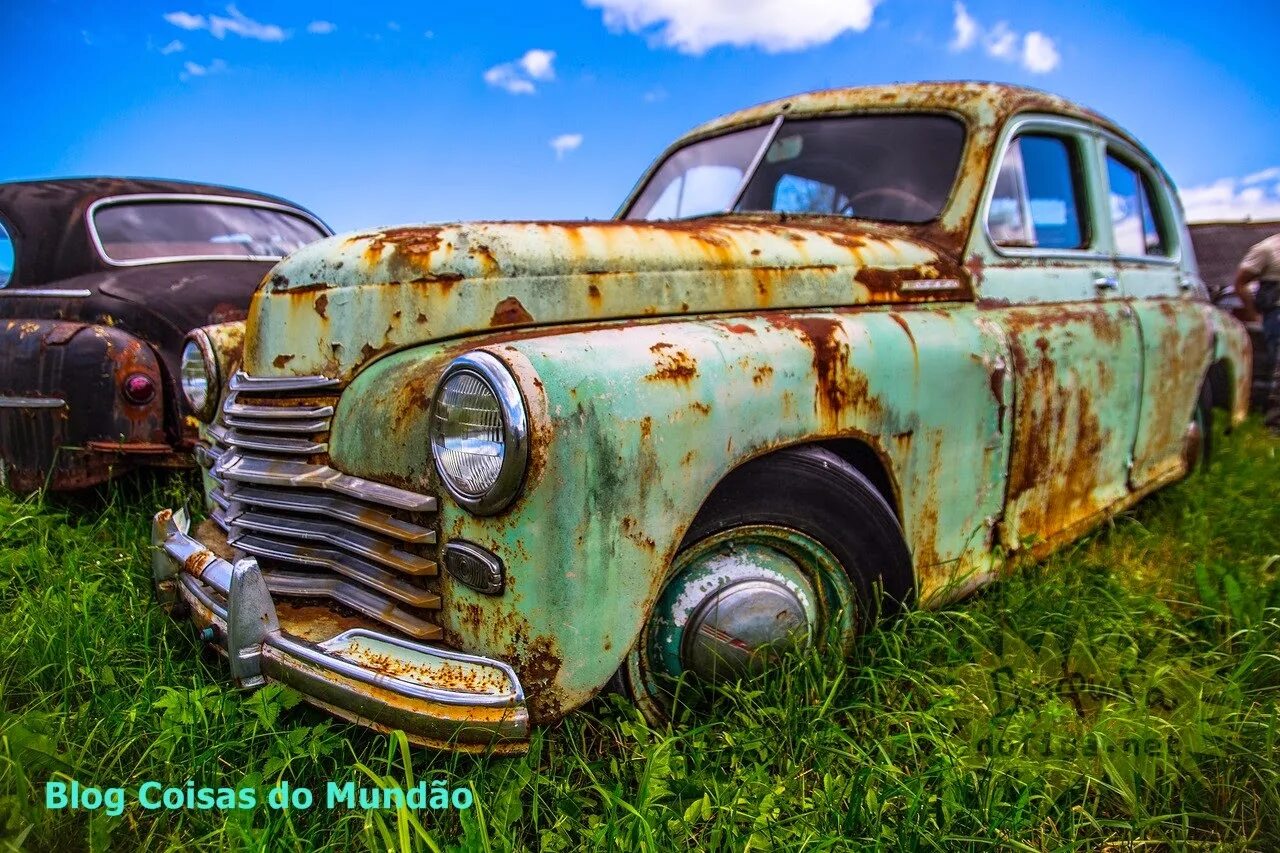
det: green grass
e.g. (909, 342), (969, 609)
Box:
(2, 421), (1278, 851)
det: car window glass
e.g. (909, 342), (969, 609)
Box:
(0, 221), (13, 286)
(1107, 153), (1169, 257)
(988, 134), (1085, 251)
(92, 200), (326, 263)
(630, 124), (772, 220)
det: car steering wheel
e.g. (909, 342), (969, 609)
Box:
(841, 188), (935, 221)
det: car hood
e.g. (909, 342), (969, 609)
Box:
(246, 217), (971, 381)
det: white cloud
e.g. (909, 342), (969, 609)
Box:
(519, 48), (556, 81)
(387, 21), (401, 31)
(984, 22), (1017, 60)
(307, 20), (335, 35)
(643, 86), (667, 103)
(160, 39), (185, 54)
(180, 58), (227, 81)
(164, 6), (286, 42)
(583, 0), (876, 55)
(1180, 169), (1280, 223)
(164, 11), (206, 30)
(1022, 31), (1060, 73)
(551, 133), (584, 159)
(949, 3), (1060, 73)
(484, 49), (557, 94)
(949, 1), (977, 51)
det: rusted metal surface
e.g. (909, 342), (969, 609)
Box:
(162, 82), (1256, 745)
(0, 178), (327, 491)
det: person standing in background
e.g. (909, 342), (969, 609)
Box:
(1235, 232), (1280, 434)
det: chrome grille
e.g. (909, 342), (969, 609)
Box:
(201, 371), (443, 640)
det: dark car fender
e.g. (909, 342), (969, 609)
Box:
(0, 318), (174, 491)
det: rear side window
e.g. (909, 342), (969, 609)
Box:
(1106, 154), (1168, 257)
(0, 220), (13, 286)
(988, 134), (1088, 251)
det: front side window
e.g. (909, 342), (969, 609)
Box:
(1106, 154), (1168, 257)
(92, 199), (326, 264)
(987, 134), (1087, 250)
(626, 114), (966, 224)
(0, 220), (13, 286)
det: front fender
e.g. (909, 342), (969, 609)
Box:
(329, 307), (1010, 719)
(0, 320), (168, 490)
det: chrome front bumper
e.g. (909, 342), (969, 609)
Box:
(151, 509), (529, 753)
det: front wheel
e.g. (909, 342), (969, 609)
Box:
(621, 446), (913, 724)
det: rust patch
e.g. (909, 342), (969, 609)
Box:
(646, 346), (699, 383)
(272, 353), (295, 369)
(314, 293), (328, 319)
(752, 364), (774, 385)
(490, 296), (534, 328)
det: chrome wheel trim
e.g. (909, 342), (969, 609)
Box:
(625, 524), (858, 723)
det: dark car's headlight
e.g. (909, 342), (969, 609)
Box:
(429, 352), (528, 515)
(180, 332), (219, 422)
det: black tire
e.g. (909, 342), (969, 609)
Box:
(682, 445), (915, 619)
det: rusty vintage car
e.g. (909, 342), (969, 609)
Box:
(150, 83), (1251, 753)
(0, 178), (329, 491)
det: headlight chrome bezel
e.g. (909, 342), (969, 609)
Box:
(429, 351), (529, 515)
(180, 331), (220, 422)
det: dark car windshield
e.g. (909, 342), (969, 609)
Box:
(625, 114), (966, 224)
(92, 199), (327, 263)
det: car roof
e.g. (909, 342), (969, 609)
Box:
(0, 176), (323, 286)
(677, 81), (1134, 146)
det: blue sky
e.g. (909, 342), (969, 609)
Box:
(3, 1), (1278, 232)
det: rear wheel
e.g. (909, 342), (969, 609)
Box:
(621, 445), (913, 723)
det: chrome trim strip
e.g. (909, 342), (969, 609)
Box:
(233, 509), (436, 573)
(229, 484), (434, 543)
(221, 415), (332, 434)
(261, 572), (442, 640)
(726, 114), (785, 214)
(218, 427), (328, 455)
(229, 371), (339, 392)
(0, 396), (66, 409)
(216, 450), (437, 511)
(230, 531), (440, 607)
(86, 194), (332, 268)
(223, 395), (335, 420)
(0, 289), (92, 298)
(209, 488), (230, 511)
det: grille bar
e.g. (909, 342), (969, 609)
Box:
(263, 571), (442, 640)
(208, 424), (327, 455)
(233, 509), (436, 574)
(227, 484), (434, 543)
(229, 371), (340, 392)
(231, 532), (440, 608)
(222, 415), (332, 434)
(217, 451), (437, 511)
(223, 395), (335, 420)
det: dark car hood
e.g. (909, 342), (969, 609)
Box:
(0, 259), (272, 360)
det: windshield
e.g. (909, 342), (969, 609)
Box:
(92, 199), (326, 263)
(626, 114), (966, 224)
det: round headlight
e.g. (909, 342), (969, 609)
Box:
(180, 332), (219, 422)
(429, 351), (529, 515)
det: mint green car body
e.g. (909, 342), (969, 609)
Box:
(153, 82), (1251, 752)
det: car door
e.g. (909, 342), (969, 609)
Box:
(972, 116), (1144, 552)
(1101, 141), (1215, 487)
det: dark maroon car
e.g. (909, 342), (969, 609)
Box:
(0, 178), (329, 491)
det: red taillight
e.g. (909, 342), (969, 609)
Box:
(122, 373), (155, 404)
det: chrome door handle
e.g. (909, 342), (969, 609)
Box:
(1093, 275), (1119, 290)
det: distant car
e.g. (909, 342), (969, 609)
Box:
(0, 178), (330, 491)
(1189, 219), (1277, 410)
